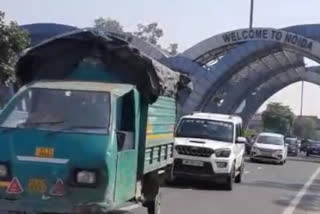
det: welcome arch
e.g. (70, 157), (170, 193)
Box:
(174, 25), (320, 116)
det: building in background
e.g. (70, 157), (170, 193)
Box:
(247, 113), (263, 133)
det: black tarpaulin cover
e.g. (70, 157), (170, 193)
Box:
(16, 29), (190, 103)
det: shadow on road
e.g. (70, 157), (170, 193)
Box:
(107, 211), (134, 214)
(164, 179), (228, 191)
(273, 193), (320, 212)
(244, 154), (320, 164)
(242, 179), (320, 212)
(241, 179), (320, 193)
(241, 180), (304, 191)
(287, 156), (320, 164)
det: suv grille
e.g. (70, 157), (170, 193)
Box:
(175, 145), (214, 157)
(259, 148), (275, 153)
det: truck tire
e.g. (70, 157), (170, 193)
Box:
(146, 191), (161, 214)
(142, 171), (161, 214)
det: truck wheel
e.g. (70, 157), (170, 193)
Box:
(146, 191), (161, 214)
(142, 171), (161, 214)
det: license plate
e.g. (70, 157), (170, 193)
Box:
(261, 151), (273, 156)
(182, 159), (204, 167)
(28, 178), (47, 193)
(35, 147), (54, 158)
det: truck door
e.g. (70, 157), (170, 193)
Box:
(115, 91), (138, 202)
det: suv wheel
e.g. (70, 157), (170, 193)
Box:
(235, 160), (244, 183)
(225, 164), (235, 191)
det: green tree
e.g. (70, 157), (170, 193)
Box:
(166, 43), (179, 55)
(93, 18), (179, 55)
(94, 17), (124, 34)
(133, 22), (164, 45)
(261, 102), (295, 135)
(293, 117), (316, 139)
(0, 11), (30, 85)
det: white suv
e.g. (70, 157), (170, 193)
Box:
(250, 132), (287, 164)
(171, 113), (246, 190)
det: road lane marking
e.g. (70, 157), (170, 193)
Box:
(244, 171), (250, 174)
(282, 166), (320, 214)
(257, 167), (262, 170)
(119, 204), (140, 211)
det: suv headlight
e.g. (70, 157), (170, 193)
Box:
(0, 165), (8, 177)
(76, 170), (96, 184)
(215, 149), (231, 158)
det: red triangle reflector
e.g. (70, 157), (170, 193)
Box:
(6, 177), (23, 194)
(50, 179), (65, 196)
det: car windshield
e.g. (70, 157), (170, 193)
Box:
(0, 88), (110, 134)
(286, 139), (297, 145)
(257, 135), (283, 145)
(175, 118), (234, 143)
(311, 141), (320, 146)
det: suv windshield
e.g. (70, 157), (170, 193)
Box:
(0, 88), (110, 134)
(175, 118), (234, 143)
(257, 135), (284, 145)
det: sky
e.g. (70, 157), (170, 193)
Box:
(2, 0), (320, 116)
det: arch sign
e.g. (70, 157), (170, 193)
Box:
(222, 29), (313, 51)
(183, 28), (320, 60)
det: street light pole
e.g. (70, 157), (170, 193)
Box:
(249, 0), (254, 28)
(300, 81), (304, 116)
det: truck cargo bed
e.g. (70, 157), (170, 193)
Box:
(144, 96), (176, 173)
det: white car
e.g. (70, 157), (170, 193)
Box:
(171, 113), (246, 190)
(250, 132), (287, 164)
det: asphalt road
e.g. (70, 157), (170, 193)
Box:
(125, 155), (320, 214)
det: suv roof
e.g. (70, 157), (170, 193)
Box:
(182, 112), (242, 124)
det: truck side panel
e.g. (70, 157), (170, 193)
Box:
(144, 96), (176, 174)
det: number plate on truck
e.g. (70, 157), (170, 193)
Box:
(182, 159), (204, 167)
(28, 178), (47, 193)
(35, 147), (54, 158)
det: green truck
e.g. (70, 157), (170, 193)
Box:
(0, 30), (190, 214)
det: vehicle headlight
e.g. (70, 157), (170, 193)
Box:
(215, 149), (231, 158)
(0, 165), (8, 177)
(76, 170), (96, 184)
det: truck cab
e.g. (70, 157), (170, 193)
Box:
(0, 81), (142, 212)
(0, 29), (190, 214)
(172, 113), (246, 190)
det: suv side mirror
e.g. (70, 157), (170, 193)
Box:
(236, 136), (247, 144)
